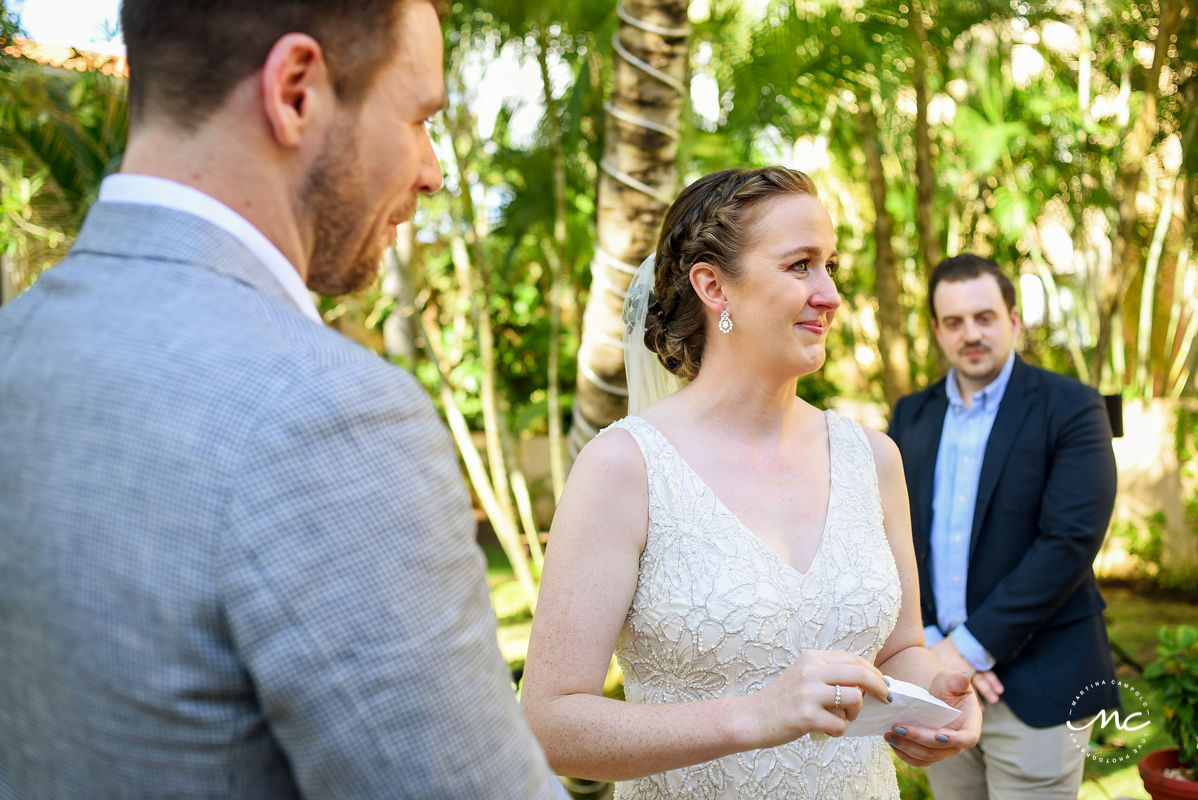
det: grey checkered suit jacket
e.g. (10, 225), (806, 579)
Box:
(0, 202), (565, 799)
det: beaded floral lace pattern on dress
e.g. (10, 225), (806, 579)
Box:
(606, 410), (902, 800)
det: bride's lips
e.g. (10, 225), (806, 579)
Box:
(796, 319), (827, 335)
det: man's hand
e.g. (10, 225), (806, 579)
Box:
(928, 639), (1004, 704)
(971, 670), (1004, 705)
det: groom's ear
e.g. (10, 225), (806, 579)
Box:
(689, 262), (727, 312)
(259, 33), (335, 149)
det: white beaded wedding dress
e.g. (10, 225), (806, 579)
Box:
(606, 410), (902, 800)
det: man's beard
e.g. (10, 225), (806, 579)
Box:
(302, 122), (391, 297)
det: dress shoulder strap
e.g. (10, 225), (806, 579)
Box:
(824, 408), (883, 511)
(600, 415), (663, 480)
(824, 408), (873, 455)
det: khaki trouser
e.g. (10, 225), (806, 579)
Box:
(925, 700), (1087, 800)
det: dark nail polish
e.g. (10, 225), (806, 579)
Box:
(893, 726), (907, 736)
(886, 692), (894, 704)
(936, 734), (950, 743)
(885, 735), (898, 746)
(884, 677), (892, 687)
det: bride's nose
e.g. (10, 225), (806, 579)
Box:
(810, 273), (841, 310)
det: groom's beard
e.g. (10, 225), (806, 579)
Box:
(302, 122), (383, 297)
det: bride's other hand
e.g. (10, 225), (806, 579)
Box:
(884, 670), (982, 767)
(743, 650), (891, 746)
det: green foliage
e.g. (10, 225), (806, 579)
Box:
(893, 757), (932, 799)
(1143, 625), (1198, 772)
(0, 162), (64, 257)
(413, 2), (613, 441)
(1116, 511), (1167, 576)
(706, 0), (1197, 398)
(1086, 585), (1198, 792)
(0, 0), (20, 47)
(0, 56), (126, 208)
(0, 44), (127, 286)
(1173, 404), (1198, 590)
(1111, 505), (1196, 591)
(1177, 404), (1198, 486)
(952, 107), (1027, 176)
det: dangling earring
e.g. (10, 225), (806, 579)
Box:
(718, 308), (733, 334)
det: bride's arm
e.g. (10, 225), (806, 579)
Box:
(866, 428), (982, 766)
(520, 428), (889, 782)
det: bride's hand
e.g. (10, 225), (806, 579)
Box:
(884, 670), (982, 767)
(743, 650), (892, 748)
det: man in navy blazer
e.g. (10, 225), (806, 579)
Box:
(0, 1), (565, 798)
(887, 254), (1119, 799)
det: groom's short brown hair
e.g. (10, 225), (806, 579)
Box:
(120, 0), (443, 129)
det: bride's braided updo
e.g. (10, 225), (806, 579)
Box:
(644, 166), (819, 381)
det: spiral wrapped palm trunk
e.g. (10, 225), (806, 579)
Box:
(568, 0), (691, 458)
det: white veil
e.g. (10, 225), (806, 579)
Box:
(622, 254), (684, 415)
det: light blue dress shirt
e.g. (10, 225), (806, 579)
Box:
(922, 351), (1016, 671)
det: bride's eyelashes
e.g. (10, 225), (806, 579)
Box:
(786, 258), (840, 277)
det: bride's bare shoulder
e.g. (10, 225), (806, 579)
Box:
(859, 424), (903, 473)
(570, 423), (647, 490)
(554, 425), (650, 549)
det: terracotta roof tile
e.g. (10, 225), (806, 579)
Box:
(3, 38), (127, 77)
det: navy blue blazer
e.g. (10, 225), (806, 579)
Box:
(887, 356), (1120, 728)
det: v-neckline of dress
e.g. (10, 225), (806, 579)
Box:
(630, 411), (837, 579)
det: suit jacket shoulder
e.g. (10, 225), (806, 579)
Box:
(889, 378), (946, 436)
(1017, 359), (1106, 414)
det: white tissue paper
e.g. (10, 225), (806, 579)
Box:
(809, 677), (961, 740)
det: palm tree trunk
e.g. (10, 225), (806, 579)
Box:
(1092, 0), (1183, 387)
(1163, 241), (1194, 397)
(909, 0), (940, 277)
(1165, 242), (1197, 399)
(445, 106), (521, 536)
(569, 0), (691, 457)
(382, 225), (420, 364)
(857, 95), (911, 409)
(418, 305), (541, 612)
(1133, 174), (1181, 397)
(1137, 87), (1196, 396)
(909, 1), (945, 378)
(434, 82), (542, 609)
(536, 21), (569, 501)
(0, 254), (14, 305)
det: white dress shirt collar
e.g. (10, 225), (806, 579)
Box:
(98, 174), (322, 323)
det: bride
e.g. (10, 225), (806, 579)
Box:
(520, 166), (981, 799)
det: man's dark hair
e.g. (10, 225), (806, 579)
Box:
(928, 253), (1017, 321)
(120, 0), (435, 130)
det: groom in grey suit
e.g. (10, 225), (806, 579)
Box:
(0, 1), (565, 798)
